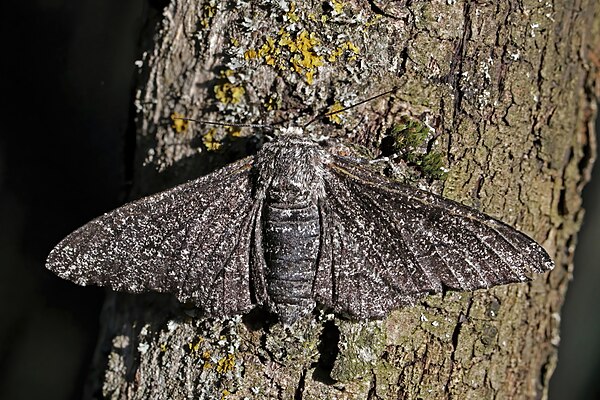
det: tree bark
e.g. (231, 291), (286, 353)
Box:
(87, 1), (599, 399)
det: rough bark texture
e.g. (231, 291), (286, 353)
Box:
(87, 1), (599, 399)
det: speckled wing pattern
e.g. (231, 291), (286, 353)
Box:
(315, 155), (554, 319)
(46, 157), (257, 317)
(47, 137), (554, 323)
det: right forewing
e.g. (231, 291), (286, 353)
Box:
(315, 155), (554, 320)
(46, 157), (258, 317)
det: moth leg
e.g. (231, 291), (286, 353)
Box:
(249, 200), (268, 306)
(312, 200), (336, 311)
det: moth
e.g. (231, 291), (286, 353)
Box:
(46, 128), (554, 325)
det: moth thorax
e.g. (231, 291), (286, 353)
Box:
(265, 161), (324, 204)
(267, 179), (313, 203)
(263, 202), (320, 324)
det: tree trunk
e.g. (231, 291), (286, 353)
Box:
(86, 1), (599, 399)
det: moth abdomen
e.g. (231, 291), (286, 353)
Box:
(263, 202), (320, 323)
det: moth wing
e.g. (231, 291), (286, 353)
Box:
(315, 155), (554, 320)
(46, 157), (259, 317)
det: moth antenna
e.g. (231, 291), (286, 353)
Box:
(171, 116), (274, 131)
(303, 86), (399, 128)
(165, 116), (275, 149)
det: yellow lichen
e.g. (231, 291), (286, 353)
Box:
(346, 41), (359, 53)
(187, 336), (203, 353)
(159, 343), (168, 353)
(264, 96), (279, 111)
(326, 102), (345, 124)
(202, 128), (222, 151)
(264, 54), (276, 66)
(328, 41), (360, 62)
(200, 3), (216, 29)
(258, 36), (278, 58)
(246, 27), (324, 84)
(285, 2), (299, 23)
(216, 353), (236, 374)
(214, 83), (245, 104)
(282, 30), (324, 83)
(364, 14), (382, 27)
(327, 47), (343, 62)
(331, 0), (345, 13)
(240, 3), (366, 84)
(227, 126), (243, 137)
(244, 49), (258, 59)
(170, 112), (189, 133)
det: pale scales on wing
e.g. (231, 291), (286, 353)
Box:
(46, 128), (554, 325)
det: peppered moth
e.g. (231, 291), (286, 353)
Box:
(46, 129), (554, 324)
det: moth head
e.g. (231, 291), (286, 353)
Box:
(277, 126), (304, 137)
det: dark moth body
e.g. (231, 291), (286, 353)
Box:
(263, 203), (320, 323)
(257, 140), (327, 323)
(46, 133), (554, 325)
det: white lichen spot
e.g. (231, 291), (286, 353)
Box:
(138, 342), (150, 354)
(140, 324), (150, 337)
(421, 313), (428, 322)
(480, 56), (494, 80)
(431, 320), (439, 327)
(112, 335), (130, 349)
(530, 22), (540, 37)
(551, 312), (561, 323)
(357, 347), (378, 363)
(478, 89), (491, 108)
(167, 320), (179, 332)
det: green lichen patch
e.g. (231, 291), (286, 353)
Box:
(420, 151), (448, 180)
(418, 310), (459, 343)
(331, 319), (386, 382)
(179, 316), (246, 397)
(384, 117), (449, 181)
(390, 118), (429, 150)
(238, 315), (331, 399)
(261, 316), (324, 366)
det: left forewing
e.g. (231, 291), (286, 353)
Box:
(46, 157), (258, 317)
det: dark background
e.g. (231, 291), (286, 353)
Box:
(0, 1), (597, 399)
